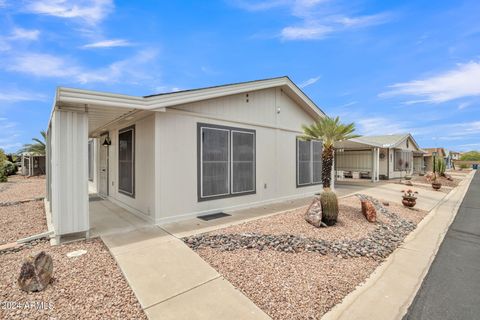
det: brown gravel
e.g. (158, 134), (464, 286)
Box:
(0, 175), (46, 203)
(411, 174), (461, 188)
(198, 249), (380, 319)
(194, 195), (428, 319)
(0, 200), (48, 244)
(0, 238), (147, 320)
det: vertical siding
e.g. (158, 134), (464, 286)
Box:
(51, 110), (89, 235)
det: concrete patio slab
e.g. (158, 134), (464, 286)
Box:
(321, 171), (475, 320)
(145, 277), (271, 320)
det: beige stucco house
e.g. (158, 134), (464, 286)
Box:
(334, 134), (425, 181)
(45, 77), (327, 241)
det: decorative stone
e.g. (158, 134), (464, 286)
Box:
(360, 199), (377, 223)
(18, 251), (53, 292)
(304, 196), (323, 228)
(404, 181), (413, 186)
(66, 249), (87, 258)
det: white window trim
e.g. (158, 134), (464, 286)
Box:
(118, 126), (135, 197)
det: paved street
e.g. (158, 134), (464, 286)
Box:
(405, 171), (480, 320)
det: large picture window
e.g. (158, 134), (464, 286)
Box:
(118, 126), (135, 197)
(394, 150), (413, 171)
(297, 138), (322, 187)
(198, 123), (255, 201)
(88, 140), (94, 181)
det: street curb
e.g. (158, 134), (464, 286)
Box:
(321, 170), (476, 320)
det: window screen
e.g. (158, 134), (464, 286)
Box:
(198, 124), (256, 200)
(88, 141), (94, 181)
(232, 131), (255, 193)
(297, 138), (322, 186)
(394, 150), (413, 171)
(118, 127), (134, 196)
(201, 127), (230, 198)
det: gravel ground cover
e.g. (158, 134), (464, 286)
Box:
(185, 195), (428, 319)
(0, 175), (46, 203)
(0, 200), (47, 245)
(0, 238), (147, 320)
(411, 174), (461, 188)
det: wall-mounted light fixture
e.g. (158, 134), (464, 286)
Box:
(102, 136), (112, 147)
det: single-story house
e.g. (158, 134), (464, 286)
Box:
(20, 153), (46, 176)
(334, 134), (425, 181)
(45, 76), (328, 241)
(423, 148), (446, 172)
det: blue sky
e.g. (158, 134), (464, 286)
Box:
(1, 0), (479, 153)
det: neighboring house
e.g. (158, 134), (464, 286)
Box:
(20, 153), (46, 176)
(450, 151), (461, 160)
(334, 134), (424, 181)
(423, 148), (446, 172)
(45, 77), (327, 241)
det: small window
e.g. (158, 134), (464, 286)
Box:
(297, 138), (322, 187)
(88, 140), (94, 181)
(198, 123), (255, 201)
(118, 126), (135, 197)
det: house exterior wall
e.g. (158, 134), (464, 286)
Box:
(388, 137), (418, 178)
(50, 110), (89, 235)
(154, 87), (321, 223)
(104, 114), (156, 222)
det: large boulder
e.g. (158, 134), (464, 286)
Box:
(305, 196), (325, 228)
(18, 251), (53, 292)
(360, 199), (377, 223)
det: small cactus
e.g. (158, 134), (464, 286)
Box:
(320, 188), (339, 226)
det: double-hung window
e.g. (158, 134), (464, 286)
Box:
(198, 123), (255, 201)
(118, 126), (135, 197)
(297, 138), (322, 187)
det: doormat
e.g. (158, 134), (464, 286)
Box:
(197, 212), (231, 221)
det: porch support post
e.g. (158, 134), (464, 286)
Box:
(372, 147), (379, 183)
(376, 148), (380, 181)
(50, 109), (89, 238)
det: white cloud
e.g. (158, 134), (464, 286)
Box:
(230, 0), (289, 11)
(4, 50), (160, 84)
(458, 102), (471, 110)
(24, 0), (114, 25)
(333, 13), (390, 28)
(0, 118), (22, 152)
(356, 117), (411, 136)
(9, 28), (40, 41)
(0, 90), (47, 103)
(299, 76), (321, 88)
(381, 61), (480, 103)
(82, 39), (133, 48)
(281, 25), (333, 40)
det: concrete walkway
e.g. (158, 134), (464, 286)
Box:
(102, 226), (271, 319)
(404, 171), (480, 320)
(322, 170), (475, 320)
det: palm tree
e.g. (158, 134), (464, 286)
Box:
(19, 131), (47, 155)
(301, 116), (360, 188)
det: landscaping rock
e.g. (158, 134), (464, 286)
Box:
(360, 199), (377, 223)
(304, 196), (323, 228)
(18, 251), (53, 292)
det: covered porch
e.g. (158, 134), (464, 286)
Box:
(45, 87), (159, 242)
(334, 140), (384, 183)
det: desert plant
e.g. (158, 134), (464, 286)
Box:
(301, 116), (360, 188)
(18, 131), (47, 155)
(320, 188), (339, 226)
(2, 161), (17, 175)
(435, 157), (446, 176)
(459, 163), (469, 169)
(0, 149), (7, 182)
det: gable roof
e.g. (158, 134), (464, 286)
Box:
(54, 76), (326, 119)
(335, 133), (423, 152)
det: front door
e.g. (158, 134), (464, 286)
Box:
(98, 134), (109, 197)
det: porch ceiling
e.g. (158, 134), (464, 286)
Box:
(335, 140), (378, 149)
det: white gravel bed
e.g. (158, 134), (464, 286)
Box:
(0, 238), (147, 320)
(0, 175), (46, 203)
(0, 200), (47, 245)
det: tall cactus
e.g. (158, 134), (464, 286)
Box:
(320, 188), (339, 226)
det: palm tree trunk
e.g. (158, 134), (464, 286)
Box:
(322, 145), (334, 188)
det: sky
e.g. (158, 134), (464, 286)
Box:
(0, 0), (479, 153)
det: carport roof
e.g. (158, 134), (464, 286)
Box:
(336, 133), (424, 151)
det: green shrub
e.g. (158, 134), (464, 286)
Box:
(460, 151), (480, 161)
(460, 163), (469, 169)
(2, 161), (17, 176)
